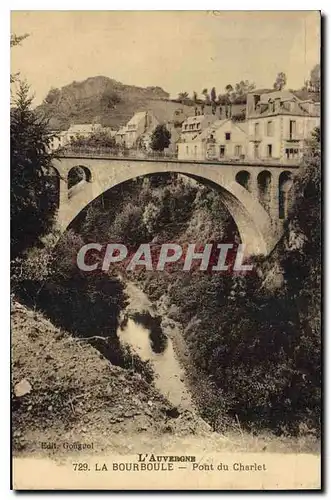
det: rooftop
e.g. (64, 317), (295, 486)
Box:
(192, 119), (248, 142)
(258, 90), (298, 104)
(126, 111), (149, 126)
(183, 115), (211, 125)
(67, 123), (102, 134)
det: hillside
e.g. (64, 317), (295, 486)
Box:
(37, 75), (195, 130)
(11, 299), (211, 454)
(36, 75), (320, 132)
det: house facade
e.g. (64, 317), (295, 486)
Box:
(66, 123), (103, 143)
(49, 131), (67, 151)
(121, 111), (159, 149)
(177, 119), (248, 161)
(115, 126), (127, 147)
(246, 90), (320, 162)
(179, 114), (218, 143)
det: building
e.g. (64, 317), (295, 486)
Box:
(179, 114), (218, 143)
(66, 123), (103, 143)
(177, 119), (248, 161)
(157, 123), (180, 155)
(101, 127), (117, 138)
(246, 90), (320, 162)
(121, 111), (159, 149)
(49, 131), (67, 151)
(115, 126), (128, 147)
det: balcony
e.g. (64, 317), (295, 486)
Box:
(248, 135), (262, 142)
(284, 136), (302, 143)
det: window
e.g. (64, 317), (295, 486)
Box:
(194, 146), (197, 156)
(225, 132), (231, 141)
(267, 121), (273, 136)
(289, 120), (296, 139)
(267, 144), (272, 158)
(235, 145), (242, 157)
(254, 143), (259, 159)
(186, 146), (189, 155)
(254, 122), (259, 137)
(286, 148), (299, 159)
(184, 124), (188, 130)
(220, 145), (226, 157)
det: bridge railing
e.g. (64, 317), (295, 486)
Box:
(58, 146), (178, 160)
(57, 146), (300, 167)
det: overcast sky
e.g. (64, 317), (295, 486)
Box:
(11, 11), (320, 105)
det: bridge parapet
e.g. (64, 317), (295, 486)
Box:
(57, 146), (300, 169)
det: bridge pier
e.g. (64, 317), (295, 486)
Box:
(58, 175), (68, 206)
(268, 174), (280, 221)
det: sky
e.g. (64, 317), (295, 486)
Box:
(11, 11), (320, 105)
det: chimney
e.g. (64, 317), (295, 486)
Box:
(275, 98), (281, 112)
(246, 93), (260, 118)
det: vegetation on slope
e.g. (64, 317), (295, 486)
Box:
(36, 76), (196, 130)
(12, 300), (210, 453)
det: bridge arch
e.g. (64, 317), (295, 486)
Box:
(68, 165), (93, 189)
(68, 172), (269, 256)
(48, 166), (61, 209)
(235, 170), (251, 192)
(279, 171), (293, 219)
(257, 170), (272, 213)
(54, 162), (275, 256)
(52, 156), (299, 256)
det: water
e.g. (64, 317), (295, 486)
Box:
(117, 283), (192, 410)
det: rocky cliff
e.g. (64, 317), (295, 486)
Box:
(37, 75), (193, 131)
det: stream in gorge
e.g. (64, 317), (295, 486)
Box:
(117, 281), (193, 410)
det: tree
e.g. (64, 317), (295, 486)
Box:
(11, 81), (57, 257)
(222, 81), (255, 104)
(273, 72), (287, 91)
(210, 87), (217, 103)
(150, 124), (171, 152)
(69, 130), (116, 149)
(284, 127), (321, 292)
(202, 88), (210, 104)
(100, 89), (121, 109)
(178, 92), (189, 103)
(10, 33), (29, 83)
(310, 64), (320, 93)
(234, 80), (256, 97)
(210, 87), (217, 114)
(10, 33), (29, 48)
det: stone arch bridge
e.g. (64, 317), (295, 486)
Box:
(52, 151), (299, 257)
